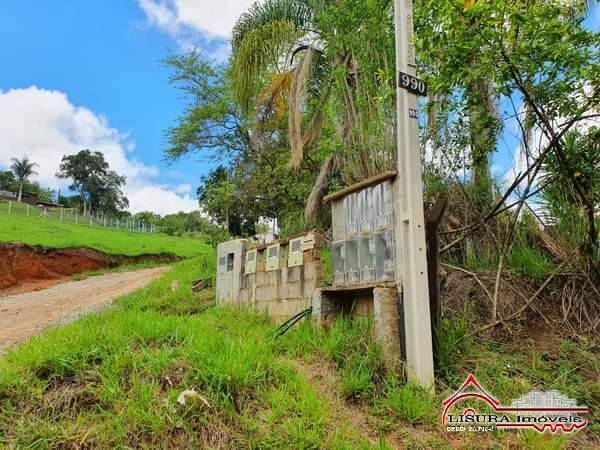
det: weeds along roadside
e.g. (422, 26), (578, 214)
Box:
(0, 258), (370, 448)
(0, 257), (597, 448)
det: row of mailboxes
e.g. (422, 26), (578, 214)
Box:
(244, 236), (313, 274)
(343, 182), (394, 238)
(332, 228), (396, 286)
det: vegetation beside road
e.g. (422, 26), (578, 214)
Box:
(1, 258), (596, 448)
(0, 205), (213, 258)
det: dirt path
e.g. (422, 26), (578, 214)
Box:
(0, 266), (170, 350)
(290, 359), (402, 448)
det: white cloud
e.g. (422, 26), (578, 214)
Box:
(0, 86), (198, 215)
(173, 183), (192, 194)
(138, 0), (254, 39)
(138, 0), (253, 57)
(127, 185), (197, 214)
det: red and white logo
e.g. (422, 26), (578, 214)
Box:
(442, 374), (588, 433)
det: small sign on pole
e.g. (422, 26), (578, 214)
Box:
(393, 0), (435, 390)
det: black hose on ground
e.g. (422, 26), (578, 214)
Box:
(275, 307), (313, 338)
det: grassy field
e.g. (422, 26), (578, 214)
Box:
(0, 206), (212, 258)
(0, 258), (596, 448)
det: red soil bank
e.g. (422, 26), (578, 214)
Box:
(0, 243), (176, 290)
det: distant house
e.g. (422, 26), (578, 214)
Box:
(0, 190), (61, 208)
(0, 189), (17, 200)
(36, 200), (63, 209)
(0, 190), (38, 205)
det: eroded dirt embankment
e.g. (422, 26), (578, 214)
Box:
(0, 243), (177, 291)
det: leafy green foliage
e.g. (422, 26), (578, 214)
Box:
(56, 149), (128, 215)
(162, 51), (252, 161)
(434, 316), (472, 384)
(543, 128), (600, 263)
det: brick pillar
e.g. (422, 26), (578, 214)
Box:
(373, 287), (402, 374)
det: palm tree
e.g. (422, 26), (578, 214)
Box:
(231, 0), (396, 223)
(10, 156), (39, 202)
(232, 0), (330, 165)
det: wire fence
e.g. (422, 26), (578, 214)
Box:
(0, 199), (156, 233)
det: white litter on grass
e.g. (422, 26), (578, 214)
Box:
(177, 388), (210, 407)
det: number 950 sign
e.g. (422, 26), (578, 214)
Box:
(398, 71), (428, 97)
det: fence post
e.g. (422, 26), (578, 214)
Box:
(60, 208), (63, 221)
(8, 201), (11, 214)
(425, 196), (447, 349)
(75, 212), (78, 224)
(26, 205), (30, 217)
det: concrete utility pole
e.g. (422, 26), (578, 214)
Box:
(393, 0), (435, 389)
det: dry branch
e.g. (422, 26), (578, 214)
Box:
(473, 260), (568, 334)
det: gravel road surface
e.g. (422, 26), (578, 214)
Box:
(0, 266), (170, 351)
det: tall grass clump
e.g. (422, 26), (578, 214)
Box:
(434, 316), (472, 384)
(374, 378), (436, 425)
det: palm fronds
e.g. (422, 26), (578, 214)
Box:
(10, 156), (39, 181)
(232, 0), (315, 49)
(232, 19), (301, 112)
(257, 71), (295, 121)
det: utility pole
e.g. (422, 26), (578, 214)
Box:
(393, 0), (435, 389)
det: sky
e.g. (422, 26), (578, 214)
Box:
(0, 0), (254, 215)
(0, 1), (598, 215)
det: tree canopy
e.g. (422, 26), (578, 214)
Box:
(56, 150), (129, 216)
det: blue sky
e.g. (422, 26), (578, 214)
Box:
(0, 0), (253, 214)
(0, 1), (597, 214)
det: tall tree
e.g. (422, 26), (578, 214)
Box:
(96, 171), (129, 214)
(9, 156), (38, 202)
(162, 51), (253, 161)
(231, 0), (397, 222)
(56, 150), (128, 216)
(0, 171), (16, 191)
(416, 0), (599, 260)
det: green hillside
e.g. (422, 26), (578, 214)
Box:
(0, 208), (212, 258)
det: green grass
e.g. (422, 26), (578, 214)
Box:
(0, 205), (212, 258)
(507, 245), (555, 279)
(320, 248), (333, 286)
(0, 259), (370, 448)
(0, 257), (596, 448)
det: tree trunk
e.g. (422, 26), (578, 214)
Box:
(468, 57), (498, 211)
(467, 60), (499, 259)
(17, 182), (23, 202)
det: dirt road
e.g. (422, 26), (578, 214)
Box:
(0, 266), (170, 350)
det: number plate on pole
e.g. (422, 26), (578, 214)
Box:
(398, 71), (427, 96)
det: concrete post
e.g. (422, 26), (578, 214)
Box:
(373, 287), (402, 374)
(393, 0), (435, 388)
(311, 289), (342, 328)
